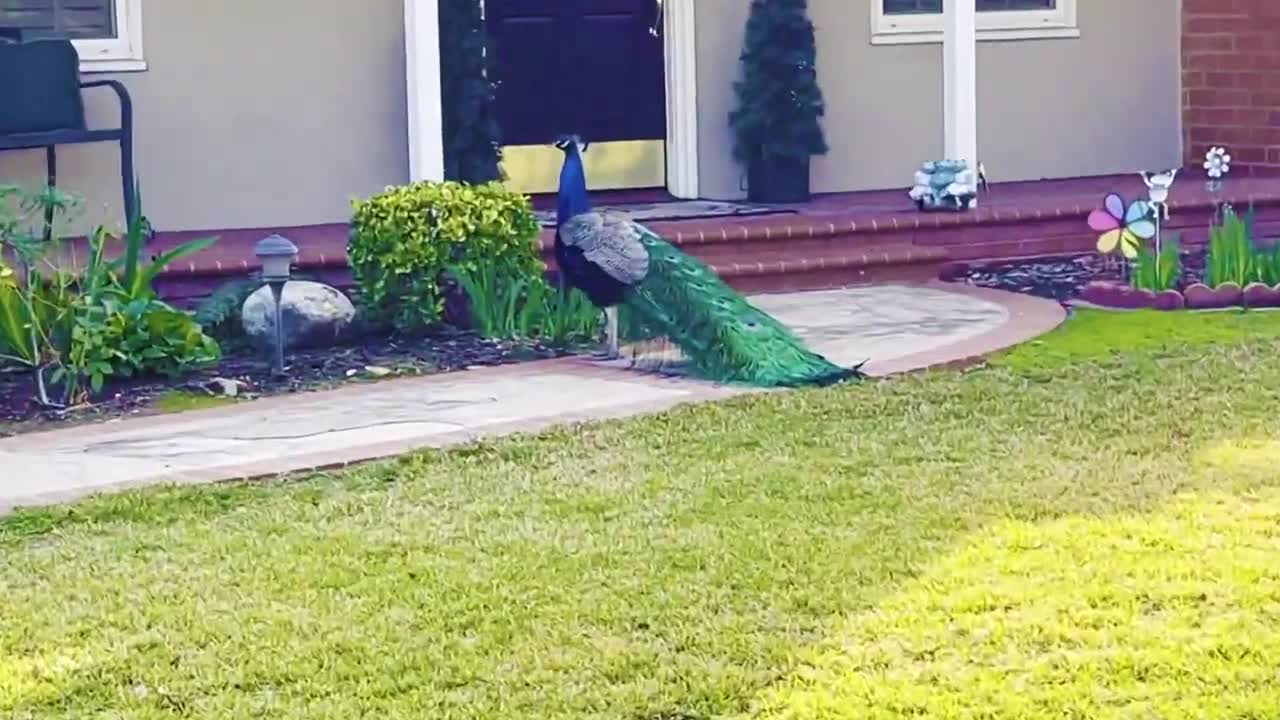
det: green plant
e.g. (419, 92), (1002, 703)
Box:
(0, 183), (220, 405)
(348, 180), (542, 333)
(439, 0), (503, 183)
(193, 277), (260, 345)
(60, 295), (220, 394)
(520, 280), (601, 346)
(728, 0), (829, 165)
(451, 260), (602, 346)
(450, 259), (528, 339)
(1205, 205), (1255, 288)
(1254, 241), (1280, 286)
(1130, 232), (1182, 292)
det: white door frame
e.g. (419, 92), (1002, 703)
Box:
(663, 0), (700, 199)
(403, 0), (701, 198)
(943, 0), (978, 201)
(404, 0), (445, 182)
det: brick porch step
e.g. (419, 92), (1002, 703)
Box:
(145, 173), (1280, 305)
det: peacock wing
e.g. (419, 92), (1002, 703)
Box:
(560, 211), (650, 286)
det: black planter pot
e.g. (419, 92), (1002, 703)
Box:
(746, 151), (811, 204)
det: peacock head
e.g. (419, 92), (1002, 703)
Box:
(553, 134), (590, 157)
(555, 134), (592, 224)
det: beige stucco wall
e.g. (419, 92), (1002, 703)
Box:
(696, 0), (1183, 199)
(0, 0), (409, 234)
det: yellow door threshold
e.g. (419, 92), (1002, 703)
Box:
(500, 139), (665, 195)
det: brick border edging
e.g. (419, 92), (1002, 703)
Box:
(861, 282), (1067, 376)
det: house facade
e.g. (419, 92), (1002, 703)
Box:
(0, 0), (1250, 242)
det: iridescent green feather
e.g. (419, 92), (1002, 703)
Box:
(616, 228), (859, 388)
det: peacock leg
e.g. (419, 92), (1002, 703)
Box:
(605, 306), (620, 359)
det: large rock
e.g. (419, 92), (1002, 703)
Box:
(241, 280), (356, 350)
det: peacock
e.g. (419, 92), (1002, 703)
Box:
(552, 135), (863, 388)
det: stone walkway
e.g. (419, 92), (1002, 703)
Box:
(0, 282), (1063, 515)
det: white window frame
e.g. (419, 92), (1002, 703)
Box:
(870, 0), (1078, 45)
(74, 0), (145, 73)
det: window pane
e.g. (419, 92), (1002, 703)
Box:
(883, 0), (1056, 13)
(0, 0), (116, 40)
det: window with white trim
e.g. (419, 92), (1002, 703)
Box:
(0, 0), (145, 72)
(872, 0), (1079, 45)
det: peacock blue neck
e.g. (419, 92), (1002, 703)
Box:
(556, 146), (592, 228)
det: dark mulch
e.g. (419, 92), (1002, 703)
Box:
(955, 250), (1210, 302)
(0, 330), (586, 437)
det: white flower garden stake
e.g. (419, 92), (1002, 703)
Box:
(1204, 146), (1231, 180)
(1204, 146), (1232, 218)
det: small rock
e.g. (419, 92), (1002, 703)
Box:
(205, 377), (246, 397)
(241, 280), (356, 351)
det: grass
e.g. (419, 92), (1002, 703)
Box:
(4, 308), (1280, 718)
(151, 390), (239, 414)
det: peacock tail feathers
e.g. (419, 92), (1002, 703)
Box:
(615, 227), (858, 388)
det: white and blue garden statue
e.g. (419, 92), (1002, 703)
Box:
(909, 159), (980, 212)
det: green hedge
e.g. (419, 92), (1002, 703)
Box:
(348, 180), (542, 332)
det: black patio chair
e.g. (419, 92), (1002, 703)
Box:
(0, 37), (137, 234)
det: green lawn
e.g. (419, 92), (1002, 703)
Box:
(4, 308), (1280, 719)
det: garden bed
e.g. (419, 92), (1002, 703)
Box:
(945, 250), (1208, 302)
(0, 331), (582, 437)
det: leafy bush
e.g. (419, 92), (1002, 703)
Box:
(439, 0), (503, 183)
(348, 181), (542, 333)
(450, 260), (600, 346)
(729, 0), (828, 165)
(0, 184), (219, 405)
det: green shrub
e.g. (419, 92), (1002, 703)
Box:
(348, 181), (542, 333)
(0, 183), (220, 405)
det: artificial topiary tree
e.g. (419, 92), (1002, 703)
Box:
(728, 0), (828, 202)
(438, 0), (503, 184)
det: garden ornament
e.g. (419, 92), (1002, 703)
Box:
(1141, 168), (1180, 259)
(1204, 146), (1231, 205)
(1204, 146), (1231, 181)
(908, 159), (978, 212)
(1089, 192), (1156, 266)
(1140, 168), (1178, 221)
(254, 234), (299, 377)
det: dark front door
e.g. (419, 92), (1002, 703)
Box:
(486, 0), (667, 192)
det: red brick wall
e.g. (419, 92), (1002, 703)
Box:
(1182, 0), (1280, 174)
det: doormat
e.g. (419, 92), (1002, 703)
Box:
(535, 200), (795, 227)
